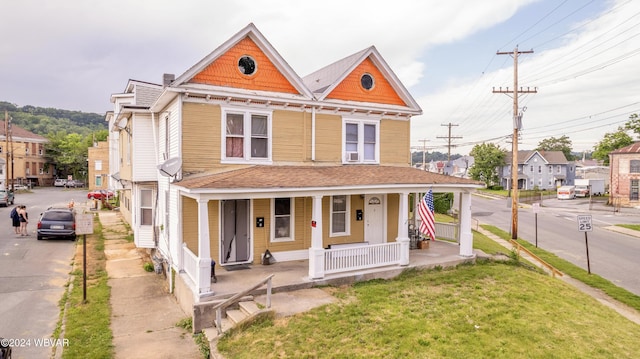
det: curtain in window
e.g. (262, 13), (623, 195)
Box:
(226, 114), (244, 157)
(364, 124), (376, 160)
(274, 198), (291, 238)
(251, 115), (268, 158)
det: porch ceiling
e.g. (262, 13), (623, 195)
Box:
(176, 165), (484, 193)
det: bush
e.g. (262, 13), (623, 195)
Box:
(434, 193), (453, 214)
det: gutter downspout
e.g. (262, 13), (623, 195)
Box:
(311, 106), (316, 161)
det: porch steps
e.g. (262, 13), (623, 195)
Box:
(209, 298), (267, 337)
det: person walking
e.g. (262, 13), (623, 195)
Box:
(10, 205), (20, 235)
(18, 205), (29, 236)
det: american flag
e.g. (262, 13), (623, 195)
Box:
(419, 190), (436, 240)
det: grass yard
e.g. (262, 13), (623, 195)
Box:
(217, 261), (640, 358)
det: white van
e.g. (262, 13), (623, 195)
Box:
(557, 186), (575, 200)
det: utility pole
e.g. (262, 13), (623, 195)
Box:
(493, 46), (537, 240)
(4, 111), (8, 190)
(437, 123), (462, 162)
(417, 139), (429, 171)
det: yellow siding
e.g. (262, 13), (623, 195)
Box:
(272, 110), (310, 162)
(386, 193), (399, 241)
(182, 197), (198, 255)
(380, 119), (410, 166)
(322, 195), (365, 246)
(253, 198), (309, 263)
(208, 201), (219, 260)
(182, 103), (221, 173)
(314, 113), (342, 163)
(119, 130), (132, 180)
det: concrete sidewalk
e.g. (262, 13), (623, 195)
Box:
(101, 211), (202, 359)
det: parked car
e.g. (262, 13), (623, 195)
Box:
(65, 180), (85, 188)
(12, 184), (29, 191)
(54, 179), (67, 187)
(0, 189), (15, 207)
(37, 208), (76, 241)
(87, 189), (114, 200)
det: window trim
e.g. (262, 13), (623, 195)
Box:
(139, 188), (153, 226)
(330, 195), (350, 237)
(221, 106), (273, 164)
(342, 118), (380, 164)
(271, 197), (294, 243)
(630, 160), (640, 173)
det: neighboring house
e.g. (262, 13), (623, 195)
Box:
(106, 79), (164, 247)
(499, 150), (576, 190)
(87, 141), (110, 191)
(0, 120), (52, 187)
(609, 142), (640, 207)
(107, 23), (483, 309)
(0, 157), (5, 188)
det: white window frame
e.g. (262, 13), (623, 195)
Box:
(271, 197), (294, 243)
(330, 195), (350, 237)
(95, 160), (102, 171)
(139, 188), (153, 226)
(221, 106), (273, 164)
(342, 118), (380, 164)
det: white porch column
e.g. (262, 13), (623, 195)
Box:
(459, 191), (474, 257)
(308, 195), (325, 279)
(396, 192), (410, 266)
(197, 198), (213, 294)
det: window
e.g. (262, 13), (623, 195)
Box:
(630, 160), (640, 173)
(238, 56), (256, 75)
(39, 167), (43, 175)
(548, 165), (552, 173)
(95, 175), (102, 187)
(538, 166), (541, 173)
(530, 165), (533, 172)
(95, 160), (102, 171)
(140, 189), (153, 226)
(343, 120), (379, 163)
(0, 146), (2, 153)
(223, 109), (271, 162)
(557, 165), (561, 173)
(330, 195), (350, 236)
(361, 73), (374, 90)
(631, 180), (639, 201)
(272, 198), (293, 242)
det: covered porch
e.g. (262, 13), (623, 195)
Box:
(202, 239), (477, 299)
(174, 165), (484, 300)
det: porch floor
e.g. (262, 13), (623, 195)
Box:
(205, 240), (478, 300)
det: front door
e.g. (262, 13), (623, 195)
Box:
(364, 195), (384, 244)
(221, 199), (250, 264)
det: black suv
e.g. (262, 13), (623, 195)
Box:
(37, 208), (76, 241)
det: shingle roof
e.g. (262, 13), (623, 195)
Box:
(504, 150), (568, 164)
(177, 165), (483, 191)
(302, 48), (369, 94)
(0, 121), (48, 141)
(610, 142), (640, 154)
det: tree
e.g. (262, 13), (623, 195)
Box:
(536, 135), (574, 160)
(469, 143), (506, 187)
(592, 127), (634, 165)
(624, 113), (640, 138)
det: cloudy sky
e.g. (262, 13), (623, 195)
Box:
(1, 0), (638, 155)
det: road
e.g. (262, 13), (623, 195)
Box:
(0, 187), (86, 359)
(472, 194), (640, 296)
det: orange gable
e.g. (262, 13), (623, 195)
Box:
(191, 37), (299, 94)
(326, 58), (406, 106)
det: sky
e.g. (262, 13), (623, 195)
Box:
(1, 0), (639, 155)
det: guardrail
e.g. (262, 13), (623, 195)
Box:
(324, 242), (400, 274)
(212, 274), (274, 334)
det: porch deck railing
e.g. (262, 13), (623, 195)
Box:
(435, 222), (458, 242)
(182, 244), (198, 285)
(324, 242), (401, 274)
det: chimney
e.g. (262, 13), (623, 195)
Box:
(163, 73), (175, 87)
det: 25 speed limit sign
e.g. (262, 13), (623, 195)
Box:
(577, 215), (593, 232)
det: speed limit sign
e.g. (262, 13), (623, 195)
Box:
(577, 215), (593, 232)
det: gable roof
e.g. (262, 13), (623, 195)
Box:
(505, 150), (568, 165)
(302, 46), (421, 114)
(610, 142), (640, 155)
(171, 23), (313, 99)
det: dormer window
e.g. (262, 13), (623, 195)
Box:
(238, 56), (256, 76)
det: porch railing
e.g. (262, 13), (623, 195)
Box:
(435, 222), (458, 242)
(182, 244), (198, 286)
(324, 242), (401, 274)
